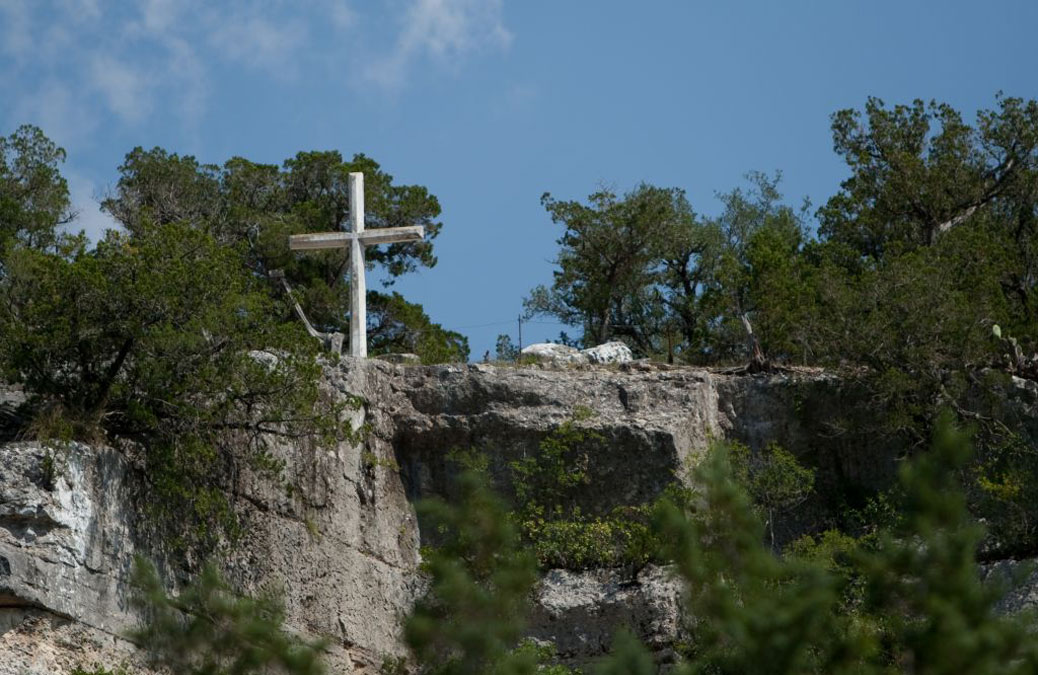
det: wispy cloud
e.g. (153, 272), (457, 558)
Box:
(365, 0), (512, 90)
(0, 0), (33, 62)
(2, 0), (514, 146)
(326, 0), (356, 31)
(10, 80), (97, 148)
(89, 54), (151, 123)
(208, 12), (308, 79)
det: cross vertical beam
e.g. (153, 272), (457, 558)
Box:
(349, 173), (366, 357)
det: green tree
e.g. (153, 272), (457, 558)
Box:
(595, 421), (1038, 675)
(729, 440), (815, 549)
(819, 96), (1038, 258)
(679, 172), (811, 364)
(405, 464), (540, 675)
(0, 124), (73, 257)
(494, 334), (518, 361)
(368, 290), (469, 363)
(131, 558), (326, 675)
(525, 184), (694, 353)
(855, 418), (1038, 674)
(651, 444), (856, 675)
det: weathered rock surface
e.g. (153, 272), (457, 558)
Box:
(530, 566), (685, 666)
(0, 358), (1012, 672)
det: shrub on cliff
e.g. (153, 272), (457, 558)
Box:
(131, 559), (327, 675)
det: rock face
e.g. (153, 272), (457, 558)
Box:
(0, 359), (986, 672)
(530, 566), (685, 666)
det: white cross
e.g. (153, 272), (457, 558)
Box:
(288, 172), (424, 357)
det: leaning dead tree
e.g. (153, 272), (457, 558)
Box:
(741, 313), (769, 373)
(269, 270), (344, 355)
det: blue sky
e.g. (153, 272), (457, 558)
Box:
(3, 0), (1037, 358)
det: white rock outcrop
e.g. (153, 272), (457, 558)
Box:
(581, 341), (633, 364)
(520, 343), (589, 365)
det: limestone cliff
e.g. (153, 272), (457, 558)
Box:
(0, 359), (1032, 673)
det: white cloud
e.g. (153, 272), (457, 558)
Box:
(56, 0), (100, 22)
(3, 0), (514, 147)
(164, 36), (208, 124)
(208, 13), (308, 78)
(89, 54), (151, 123)
(138, 0), (181, 33)
(365, 0), (512, 89)
(10, 80), (97, 148)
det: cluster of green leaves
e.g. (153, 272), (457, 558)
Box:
(528, 95), (1038, 371)
(524, 173), (810, 363)
(70, 665), (128, 675)
(130, 558), (326, 675)
(0, 219), (349, 551)
(0, 125), (71, 258)
(508, 411), (658, 572)
(728, 441), (815, 549)
(368, 290), (469, 364)
(405, 463), (542, 675)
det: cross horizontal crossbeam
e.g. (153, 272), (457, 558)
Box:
(288, 225), (425, 250)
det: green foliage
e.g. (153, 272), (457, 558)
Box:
(70, 665), (128, 675)
(0, 126), (463, 551)
(527, 506), (655, 571)
(405, 466), (539, 675)
(368, 290), (469, 363)
(0, 124), (71, 257)
(507, 641), (579, 675)
(494, 334), (518, 362)
(524, 184), (694, 352)
(651, 444), (856, 674)
(130, 558), (326, 675)
(0, 219), (352, 552)
(507, 413), (658, 571)
(729, 440), (815, 547)
(597, 631), (655, 675)
(529, 95), (1038, 555)
(853, 418), (1038, 674)
(525, 173), (812, 364)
